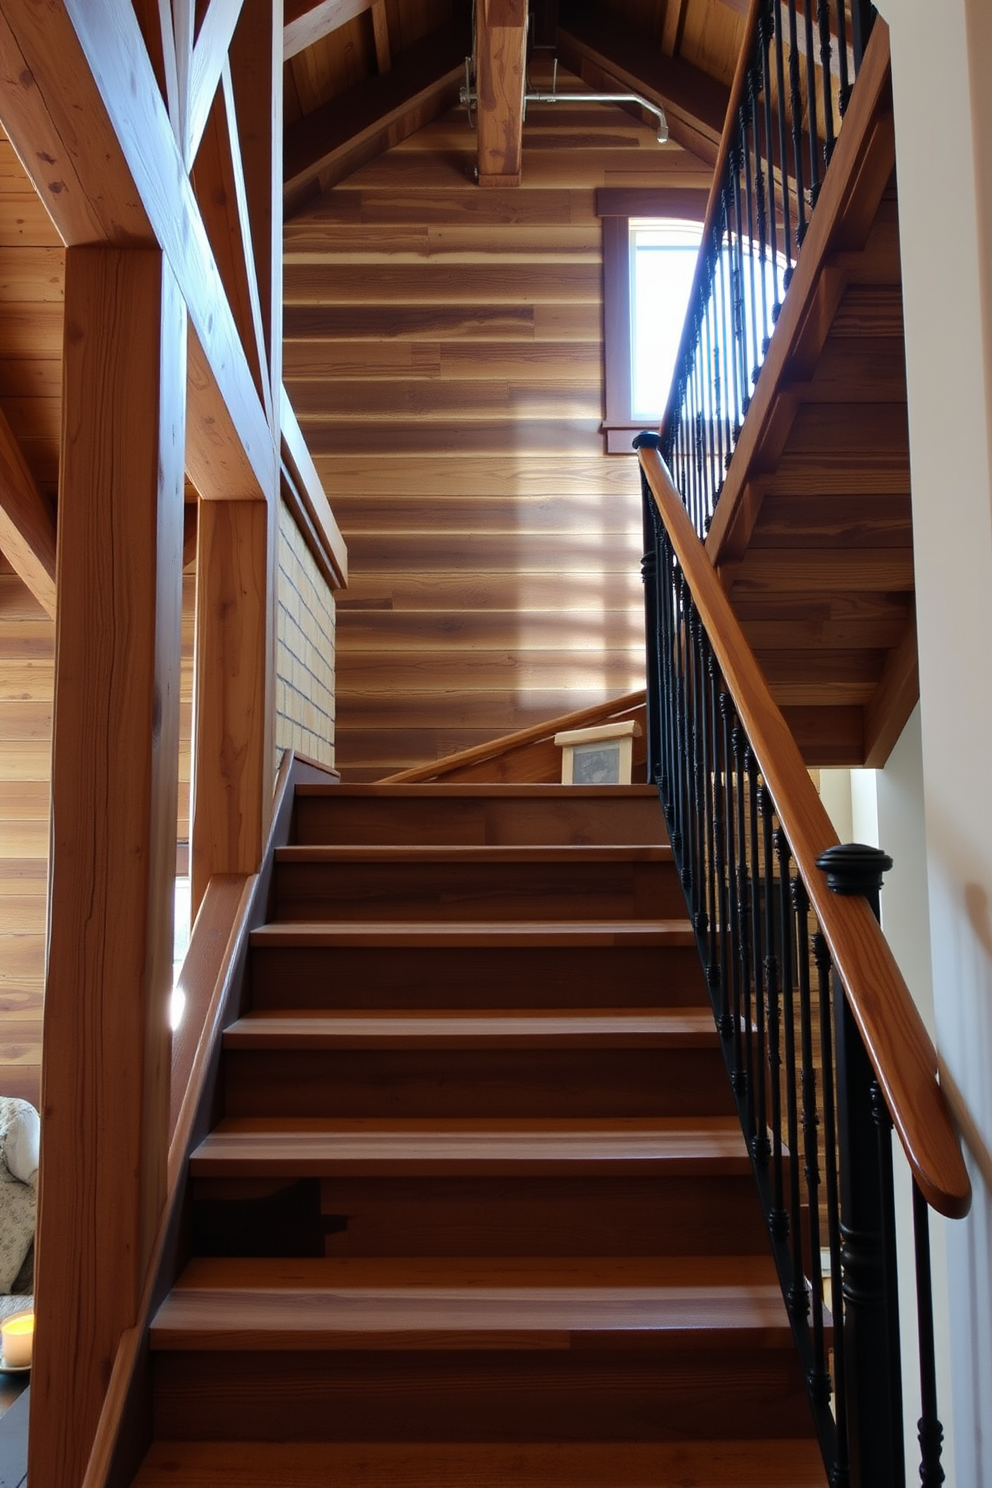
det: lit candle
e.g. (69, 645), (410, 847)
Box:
(1, 1313), (33, 1369)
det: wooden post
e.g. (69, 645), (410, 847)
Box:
(189, 0), (280, 921)
(476, 0), (528, 187)
(191, 496), (275, 918)
(31, 246), (186, 1488)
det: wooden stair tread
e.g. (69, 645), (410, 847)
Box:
(295, 784), (661, 800)
(249, 919), (696, 948)
(151, 1255), (790, 1350)
(275, 844), (672, 862)
(134, 1437), (829, 1486)
(222, 1007), (716, 1049)
(190, 1117), (749, 1176)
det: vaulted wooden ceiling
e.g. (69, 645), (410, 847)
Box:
(283, 0), (745, 214)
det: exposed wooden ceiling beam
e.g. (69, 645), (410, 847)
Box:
(557, 0), (730, 165)
(475, 0), (528, 187)
(284, 0), (372, 62)
(0, 404), (57, 618)
(661, 0), (690, 55)
(0, 0), (276, 501)
(283, 17), (470, 214)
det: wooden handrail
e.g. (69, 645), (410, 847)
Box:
(659, 0), (764, 444)
(639, 445), (971, 1219)
(382, 690), (647, 783)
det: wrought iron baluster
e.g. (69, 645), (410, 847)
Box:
(728, 150), (751, 420)
(740, 81), (761, 388)
(777, 836), (807, 1321)
(735, 736), (755, 1136)
(912, 1181), (946, 1487)
(818, 0), (837, 166)
(758, 0), (782, 323)
(722, 705), (741, 1052)
(793, 875), (829, 1403)
(761, 785), (786, 1234)
(814, 926), (850, 1484)
(702, 644), (721, 999)
(774, 0), (795, 283)
(803, 0), (822, 206)
(836, 0), (852, 114)
(818, 842), (904, 1488)
(747, 755), (769, 1160)
(786, 0), (808, 248)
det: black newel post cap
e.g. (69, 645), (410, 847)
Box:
(632, 431), (662, 450)
(816, 842), (893, 896)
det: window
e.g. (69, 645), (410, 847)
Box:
(597, 188), (707, 454)
(629, 221), (702, 421)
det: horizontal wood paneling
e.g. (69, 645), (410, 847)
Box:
(0, 567), (196, 1099)
(284, 76), (711, 778)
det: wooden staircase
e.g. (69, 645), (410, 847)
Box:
(134, 784), (827, 1486)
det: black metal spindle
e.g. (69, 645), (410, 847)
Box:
(688, 608), (707, 923)
(803, 0), (822, 207)
(723, 712), (742, 1059)
(818, 0), (837, 166)
(786, 0), (808, 247)
(778, 838), (807, 1321)
(759, 0), (782, 322)
(761, 786), (786, 1234)
(741, 85), (761, 387)
(912, 1181), (946, 1486)
(836, 0), (852, 114)
(735, 736), (755, 1136)
(851, 0), (875, 71)
(814, 925), (851, 1484)
(793, 875), (829, 1400)
(717, 694), (736, 1040)
(747, 755), (769, 1160)
(703, 647), (722, 998)
(752, 30), (771, 358)
(774, 0), (795, 283)
(728, 155), (751, 418)
(818, 842), (903, 1488)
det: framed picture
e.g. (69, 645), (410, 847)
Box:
(554, 720), (640, 785)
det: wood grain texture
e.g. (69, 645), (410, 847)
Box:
(0, 0), (275, 500)
(192, 499), (274, 916)
(284, 66), (713, 778)
(133, 1436), (829, 1486)
(189, 1115), (752, 1177)
(475, 0), (527, 187)
(33, 246), (186, 1488)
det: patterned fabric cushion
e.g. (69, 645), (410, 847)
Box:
(0, 1100), (38, 1295)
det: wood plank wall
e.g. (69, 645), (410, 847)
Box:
(284, 83), (712, 779)
(0, 561), (194, 1105)
(0, 566), (50, 1104)
(0, 125), (62, 501)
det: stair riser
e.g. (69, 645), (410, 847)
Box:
(294, 794), (667, 848)
(222, 1047), (734, 1119)
(152, 1348), (814, 1443)
(274, 860), (684, 923)
(189, 1173), (770, 1258)
(249, 945), (706, 1010)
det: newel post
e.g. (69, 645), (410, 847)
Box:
(817, 843), (904, 1488)
(634, 431), (663, 786)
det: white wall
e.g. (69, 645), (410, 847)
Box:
(878, 3), (992, 1481)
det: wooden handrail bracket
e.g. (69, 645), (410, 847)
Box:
(639, 445), (970, 1219)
